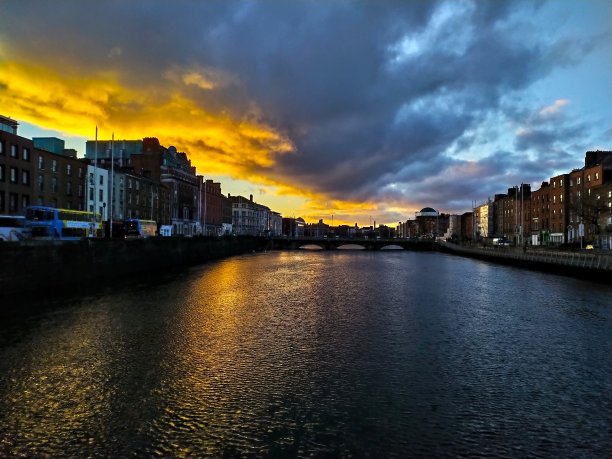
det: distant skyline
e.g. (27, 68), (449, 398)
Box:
(1, 0), (610, 225)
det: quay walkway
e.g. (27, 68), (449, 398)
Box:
(439, 242), (612, 283)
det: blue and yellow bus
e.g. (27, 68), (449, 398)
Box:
(124, 218), (157, 238)
(26, 206), (102, 240)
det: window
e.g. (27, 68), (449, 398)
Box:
(588, 189), (591, 196)
(52, 159), (57, 173)
(595, 172), (599, 180)
(51, 177), (57, 193)
(9, 193), (18, 212)
(128, 179), (132, 189)
(10, 144), (17, 158)
(609, 191), (612, 198)
(553, 196), (556, 204)
(22, 169), (30, 185)
(560, 194), (563, 203)
(0, 140), (4, 155)
(78, 184), (83, 198)
(560, 179), (563, 187)
(66, 182), (72, 196)
(99, 175), (104, 185)
(37, 175), (44, 191)
(569, 179), (573, 186)
(66, 164), (72, 176)
(553, 181), (556, 188)
(90, 186), (95, 200)
(22, 147), (30, 161)
(10, 167), (18, 183)
(587, 174), (591, 182)
(136, 194), (139, 205)
(38, 156), (45, 169)
(128, 193), (132, 204)
(21, 195), (30, 209)
(78, 167), (83, 178)
(136, 181), (140, 191)
(99, 189), (103, 202)
(0, 164), (4, 181)
(577, 177), (581, 185)
(0, 192), (4, 212)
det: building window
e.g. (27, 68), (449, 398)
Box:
(22, 147), (30, 161)
(51, 177), (57, 193)
(128, 178), (132, 189)
(78, 184), (83, 198)
(569, 179), (573, 187)
(66, 182), (72, 196)
(136, 181), (140, 191)
(99, 175), (104, 185)
(99, 189), (103, 202)
(52, 159), (58, 173)
(587, 174), (591, 182)
(37, 175), (44, 191)
(0, 140), (4, 155)
(595, 172), (599, 180)
(136, 194), (139, 205)
(0, 164), (4, 181)
(38, 155), (45, 169)
(22, 169), (30, 185)
(89, 187), (94, 200)
(21, 194), (30, 209)
(10, 166), (18, 183)
(0, 192), (4, 212)
(553, 196), (556, 204)
(10, 144), (18, 158)
(78, 167), (83, 178)
(577, 177), (581, 185)
(560, 194), (563, 203)
(9, 193), (18, 212)
(66, 164), (72, 176)
(560, 179), (563, 187)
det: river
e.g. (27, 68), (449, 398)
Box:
(0, 251), (611, 457)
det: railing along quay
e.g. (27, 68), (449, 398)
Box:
(439, 242), (612, 281)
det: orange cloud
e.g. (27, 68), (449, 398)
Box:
(0, 58), (406, 226)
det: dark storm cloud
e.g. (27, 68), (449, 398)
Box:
(1, 0), (608, 215)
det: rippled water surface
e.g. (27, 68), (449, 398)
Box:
(1, 251), (611, 457)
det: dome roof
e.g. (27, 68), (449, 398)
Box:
(420, 207), (437, 213)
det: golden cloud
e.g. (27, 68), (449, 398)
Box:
(0, 58), (404, 226)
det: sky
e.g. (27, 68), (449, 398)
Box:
(1, 0), (610, 226)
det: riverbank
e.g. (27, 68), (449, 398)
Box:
(0, 236), (264, 298)
(439, 241), (612, 283)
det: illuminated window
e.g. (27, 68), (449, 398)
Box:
(595, 172), (599, 180)
(22, 170), (29, 185)
(52, 160), (57, 173)
(22, 147), (30, 161)
(577, 177), (581, 185)
(10, 144), (17, 158)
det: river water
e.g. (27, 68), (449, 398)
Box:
(0, 251), (611, 457)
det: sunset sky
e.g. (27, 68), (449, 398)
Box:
(1, 0), (610, 226)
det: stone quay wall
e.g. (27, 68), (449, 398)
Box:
(0, 236), (264, 298)
(439, 242), (612, 284)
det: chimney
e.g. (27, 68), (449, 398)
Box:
(250, 194), (253, 202)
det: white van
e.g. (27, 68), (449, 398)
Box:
(159, 225), (175, 237)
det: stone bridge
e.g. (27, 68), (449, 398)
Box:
(269, 237), (436, 251)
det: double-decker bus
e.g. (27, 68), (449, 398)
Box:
(25, 206), (102, 240)
(124, 218), (157, 238)
(0, 215), (31, 241)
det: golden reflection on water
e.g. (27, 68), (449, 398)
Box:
(2, 305), (122, 454)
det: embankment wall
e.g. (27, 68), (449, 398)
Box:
(0, 236), (264, 297)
